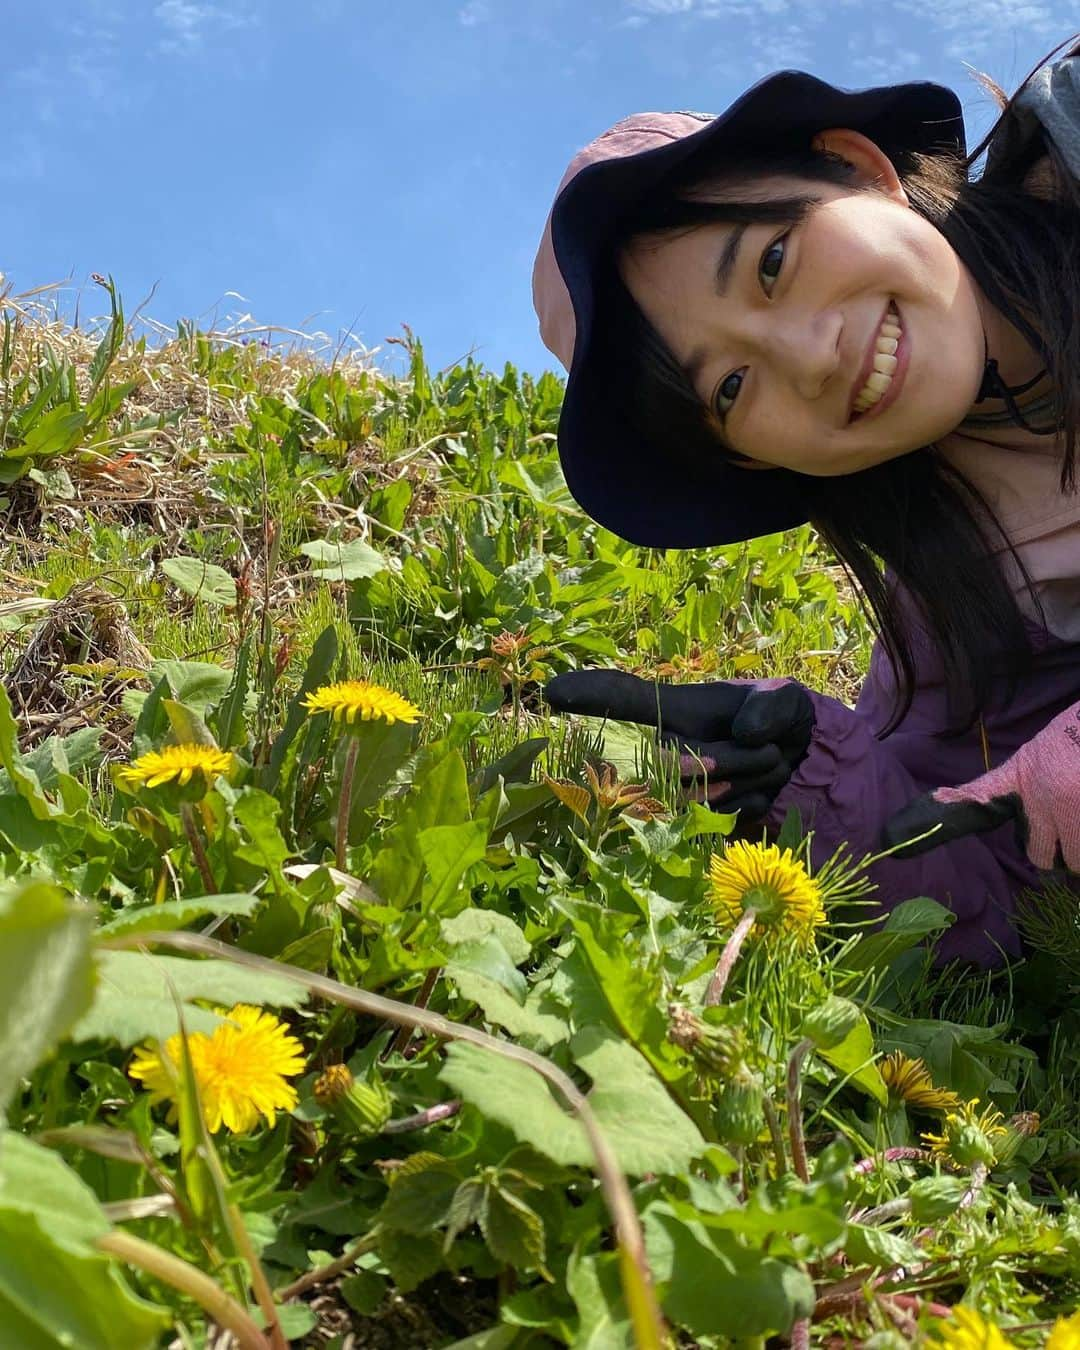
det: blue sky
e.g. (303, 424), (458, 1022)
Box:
(2, 1), (1075, 380)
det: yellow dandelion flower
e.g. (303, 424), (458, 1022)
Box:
(922, 1098), (1008, 1169)
(129, 1004), (305, 1134)
(1047, 1312), (1080, 1350)
(301, 680), (422, 727)
(930, 1306), (1015, 1350)
(881, 1052), (962, 1113)
(708, 840), (825, 944)
(119, 743), (234, 790)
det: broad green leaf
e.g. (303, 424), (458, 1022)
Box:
(645, 1205), (814, 1337)
(0, 1132), (110, 1246)
(73, 951), (307, 1045)
(0, 880), (96, 1108)
(441, 908), (531, 965)
(447, 969), (569, 1047)
(566, 1246), (635, 1350)
(442, 1029), (704, 1176)
(570, 1026), (706, 1176)
(817, 1013), (887, 1106)
(841, 897), (955, 972)
(161, 556), (238, 607)
(98, 893), (258, 938)
(301, 537), (387, 581)
(0, 1133), (167, 1347)
(147, 660), (232, 716)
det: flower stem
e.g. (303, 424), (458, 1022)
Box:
(786, 1036), (814, 1184)
(852, 1146), (938, 1174)
(335, 735), (360, 872)
(276, 1231), (380, 1301)
(96, 1230), (267, 1350)
(704, 907), (757, 1006)
(790, 1317), (810, 1350)
(762, 1096), (787, 1176)
(180, 802), (217, 894)
(383, 1100), (461, 1134)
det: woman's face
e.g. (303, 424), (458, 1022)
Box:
(617, 129), (1024, 476)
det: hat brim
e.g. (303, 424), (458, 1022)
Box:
(552, 70), (965, 548)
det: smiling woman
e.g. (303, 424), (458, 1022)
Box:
(534, 34), (1080, 965)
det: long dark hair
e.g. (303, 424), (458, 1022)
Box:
(595, 36), (1080, 735)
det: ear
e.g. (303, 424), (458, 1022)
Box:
(810, 127), (908, 205)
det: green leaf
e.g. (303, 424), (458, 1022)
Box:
(301, 537), (387, 581)
(479, 1184), (547, 1272)
(441, 908), (531, 965)
(0, 1132), (109, 1247)
(98, 893), (258, 938)
(0, 879), (96, 1108)
(0, 1133), (168, 1348)
(161, 556), (238, 607)
(567, 1246), (635, 1350)
(378, 1154), (461, 1234)
(339, 1270), (387, 1316)
(570, 1026), (706, 1176)
(447, 969), (569, 1048)
(73, 951), (307, 1046)
(817, 1013), (887, 1107)
(378, 1228), (444, 1293)
(441, 1029), (705, 1177)
(645, 1205), (814, 1337)
(842, 897), (955, 972)
(147, 660), (233, 716)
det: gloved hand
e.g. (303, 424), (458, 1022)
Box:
(544, 669), (815, 819)
(882, 700), (1080, 872)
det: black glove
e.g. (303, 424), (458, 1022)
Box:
(544, 670), (815, 819)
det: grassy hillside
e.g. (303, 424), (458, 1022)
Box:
(1, 279), (1077, 1348)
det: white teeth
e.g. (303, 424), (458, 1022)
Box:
(852, 304), (902, 414)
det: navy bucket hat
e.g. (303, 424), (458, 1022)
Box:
(532, 70), (966, 548)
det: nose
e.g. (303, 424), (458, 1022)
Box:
(766, 309), (843, 401)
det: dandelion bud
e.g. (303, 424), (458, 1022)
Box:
(713, 1063), (765, 1147)
(313, 1064), (392, 1138)
(666, 1005), (745, 1078)
(800, 996), (861, 1050)
(907, 1174), (969, 1223)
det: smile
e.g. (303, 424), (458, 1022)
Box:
(848, 302), (908, 423)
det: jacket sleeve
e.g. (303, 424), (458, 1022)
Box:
(762, 689), (1028, 966)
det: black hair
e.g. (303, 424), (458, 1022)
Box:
(595, 35), (1080, 735)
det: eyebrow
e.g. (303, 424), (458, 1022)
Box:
(684, 222), (747, 386)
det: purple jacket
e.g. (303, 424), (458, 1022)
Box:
(766, 623), (1080, 965)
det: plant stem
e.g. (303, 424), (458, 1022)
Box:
(383, 1100), (461, 1134)
(786, 1036), (814, 1184)
(180, 802), (217, 894)
(851, 1196), (913, 1226)
(386, 965), (440, 1058)
(704, 907), (757, 1006)
(852, 1146), (938, 1174)
(96, 1230), (268, 1350)
(106, 929), (668, 1350)
(762, 1096), (787, 1176)
(335, 735), (360, 872)
(276, 1232), (380, 1301)
(790, 1317), (810, 1350)
(227, 1202), (286, 1350)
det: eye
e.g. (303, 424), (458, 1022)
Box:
(711, 229), (791, 420)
